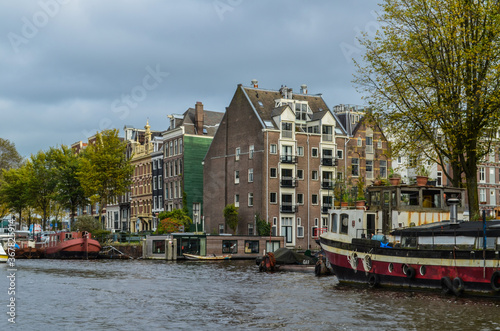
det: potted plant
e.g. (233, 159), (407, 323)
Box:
(341, 191), (349, 209)
(416, 165), (430, 186)
(355, 180), (366, 210)
(388, 168), (401, 186)
(334, 185), (342, 208)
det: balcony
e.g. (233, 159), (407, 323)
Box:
(322, 133), (333, 142)
(280, 204), (297, 213)
(280, 177), (298, 188)
(280, 155), (298, 163)
(321, 203), (332, 214)
(321, 180), (334, 189)
(321, 157), (337, 166)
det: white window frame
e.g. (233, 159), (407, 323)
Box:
(311, 147), (318, 157)
(297, 146), (304, 157)
(249, 145), (254, 159)
(270, 144), (277, 154)
(248, 193), (254, 207)
(248, 168), (254, 183)
(235, 194), (239, 207)
(235, 170), (240, 184)
(235, 147), (241, 161)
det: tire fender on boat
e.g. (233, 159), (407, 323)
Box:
(452, 277), (464, 296)
(368, 273), (379, 288)
(405, 266), (416, 279)
(441, 277), (453, 295)
(491, 271), (500, 292)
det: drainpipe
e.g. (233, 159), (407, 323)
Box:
(307, 134), (310, 250)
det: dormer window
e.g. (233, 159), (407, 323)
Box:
(295, 102), (311, 121)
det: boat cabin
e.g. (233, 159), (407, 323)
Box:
(327, 184), (467, 242)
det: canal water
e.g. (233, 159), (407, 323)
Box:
(1, 259), (499, 330)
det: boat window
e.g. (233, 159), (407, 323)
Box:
(400, 190), (419, 206)
(244, 240), (259, 253)
(340, 214), (349, 234)
(401, 236), (417, 248)
(153, 240), (165, 254)
(392, 192), (397, 207)
(422, 190), (441, 208)
(331, 214), (338, 233)
(222, 240), (237, 254)
(370, 191), (381, 207)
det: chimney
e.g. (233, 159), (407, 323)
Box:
(195, 101), (204, 135)
(251, 79), (258, 88)
(300, 84), (308, 94)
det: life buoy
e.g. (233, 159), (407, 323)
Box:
(405, 266), (416, 279)
(368, 273), (379, 288)
(441, 277), (453, 295)
(491, 271), (500, 292)
(452, 277), (464, 296)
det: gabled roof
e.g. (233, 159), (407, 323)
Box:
(168, 107), (224, 136)
(241, 85), (330, 127)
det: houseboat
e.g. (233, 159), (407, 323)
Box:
(42, 231), (101, 259)
(319, 183), (500, 296)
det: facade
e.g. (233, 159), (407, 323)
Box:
(128, 121), (162, 233)
(151, 136), (164, 230)
(163, 102), (224, 230)
(334, 104), (392, 196)
(203, 82), (339, 250)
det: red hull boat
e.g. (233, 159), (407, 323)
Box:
(42, 231), (101, 259)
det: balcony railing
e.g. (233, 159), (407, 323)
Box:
(280, 204), (297, 213)
(321, 180), (334, 189)
(322, 133), (333, 142)
(322, 203), (332, 214)
(280, 177), (298, 188)
(280, 155), (298, 163)
(321, 157), (337, 166)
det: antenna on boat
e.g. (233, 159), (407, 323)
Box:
(447, 197), (460, 224)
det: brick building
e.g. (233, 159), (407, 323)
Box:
(203, 82), (338, 249)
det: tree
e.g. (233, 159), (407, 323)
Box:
(0, 138), (22, 171)
(255, 213), (270, 236)
(223, 204), (239, 234)
(26, 150), (58, 230)
(72, 215), (102, 233)
(354, 0), (500, 219)
(156, 209), (192, 234)
(49, 145), (87, 230)
(0, 166), (30, 227)
(78, 129), (133, 227)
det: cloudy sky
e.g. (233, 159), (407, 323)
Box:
(0, 0), (382, 157)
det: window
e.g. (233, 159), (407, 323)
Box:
(153, 176), (157, 190)
(297, 146), (304, 156)
(249, 145), (254, 159)
(282, 122), (293, 138)
(153, 160), (157, 170)
(377, 140), (382, 149)
(366, 160), (373, 179)
(337, 149), (343, 159)
(235, 147), (241, 161)
(245, 240), (259, 253)
(297, 193), (304, 205)
(281, 217), (293, 244)
(357, 137), (362, 147)
(340, 214), (349, 234)
(380, 160), (387, 178)
(154, 197), (157, 210)
(352, 158), (359, 176)
(234, 194), (239, 207)
(158, 160), (162, 169)
(270, 168), (277, 178)
(219, 224), (224, 234)
(480, 188), (486, 203)
(490, 168), (495, 184)
(270, 144), (277, 154)
(272, 217), (277, 236)
(480, 168), (486, 182)
(366, 136), (373, 153)
(337, 172), (343, 181)
(322, 125), (333, 141)
(179, 139), (182, 154)
(311, 148), (318, 157)
(297, 218), (304, 237)
(158, 176), (162, 189)
(312, 194), (318, 205)
(248, 168), (254, 183)
(398, 156), (402, 164)
(270, 192), (277, 204)
(174, 140), (178, 154)
(235, 170), (240, 184)
(297, 169), (304, 180)
(222, 240), (237, 254)
(248, 193), (254, 206)
(312, 170), (318, 180)
(153, 240), (165, 254)
(244, 223), (253, 237)
(437, 171), (442, 186)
